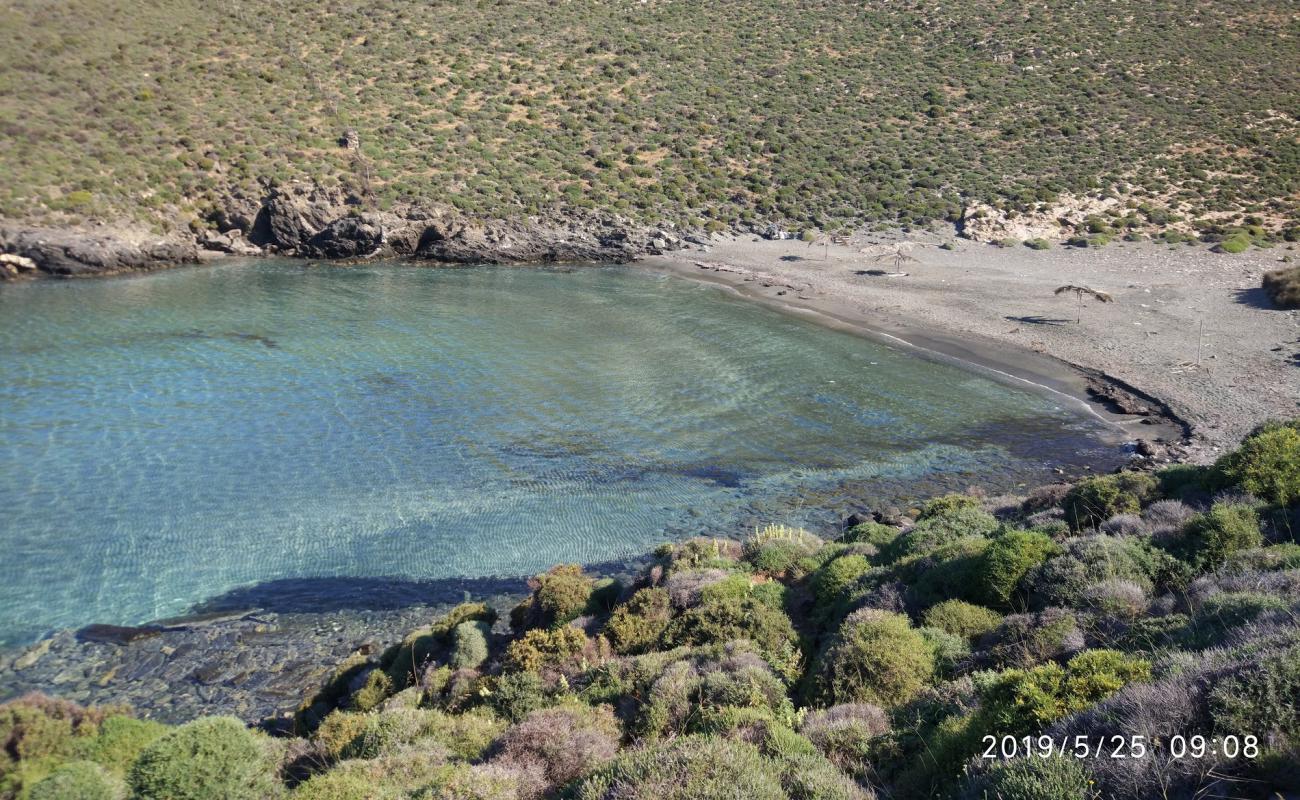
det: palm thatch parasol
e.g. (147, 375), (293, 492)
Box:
(1054, 284), (1113, 323)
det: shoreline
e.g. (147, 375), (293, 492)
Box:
(639, 256), (1182, 449)
(641, 233), (1298, 460)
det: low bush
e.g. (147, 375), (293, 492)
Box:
(1185, 591), (1288, 649)
(886, 506), (998, 562)
(512, 564), (596, 630)
(660, 578), (800, 676)
(603, 588), (673, 655)
(743, 526), (824, 576)
(975, 608), (1085, 669)
(811, 608), (936, 707)
(503, 626), (588, 673)
(488, 672), (549, 723)
(976, 530), (1058, 609)
(26, 761), (123, 800)
(490, 703), (622, 790)
(1024, 238), (1053, 250)
(841, 521), (899, 550)
(922, 600), (1003, 640)
(128, 717), (278, 800)
(977, 650), (1151, 735)
(1027, 536), (1177, 609)
(449, 621), (490, 671)
(1213, 420), (1300, 506)
(1262, 266), (1300, 309)
(572, 735), (788, 800)
(1208, 638), (1300, 739)
(1062, 473), (1158, 531)
(810, 554), (873, 610)
(1181, 502), (1262, 570)
(971, 756), (1098, 800)
(799, 703), (888, 778)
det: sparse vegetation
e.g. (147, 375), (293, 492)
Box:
(1, 0), (1296, 237)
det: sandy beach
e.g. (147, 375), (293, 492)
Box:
(643, 233), (1299, 460)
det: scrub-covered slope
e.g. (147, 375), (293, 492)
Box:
(3, 0), (1298, 238)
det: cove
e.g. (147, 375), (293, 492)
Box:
(0, 260), (1120, 646)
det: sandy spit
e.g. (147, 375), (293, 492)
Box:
(641, 233), (1298, 461)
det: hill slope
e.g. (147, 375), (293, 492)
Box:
(3, 0), (1298, 236)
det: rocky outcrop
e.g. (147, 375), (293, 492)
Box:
(1, 182), (686, 279)
(0, 226), (199, 279)
(304, 215), (385, 259)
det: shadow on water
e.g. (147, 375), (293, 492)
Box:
(178, 555), (651, 618)
(185, 575), (530, 615)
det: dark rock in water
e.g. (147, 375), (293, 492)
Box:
(305, 216), (385, 259)
(77, 624), (164, 645)
(0, 226), (199, 278)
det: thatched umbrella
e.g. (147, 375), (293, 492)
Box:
(1054, 284), (1113, 323)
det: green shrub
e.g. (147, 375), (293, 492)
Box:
(488, 671), (548, 723)
(885, 506), (999, 561)
(1208, 640), (1300, 739)
(572, 735), (787, 800)
(918, 494), (982, 519)
(1213, 420), (1300, 506)
(743, 526), (823, 576)
(977, 650), (1151, 735)
(1024, 238), (1052, 250)
(1028, 535), (1180, 609)
(314, 712), (371, 761)
(291, 770), (403, 799)
(903, 536), (990, 607)
(1216, 233), (1251, 253)
(1182, 503), (1262, 570)
(603, 587), (673, 654)
(1262, 266), (1300, 309)
(1062, 472), (1157, 531)
(977, 608), (1085, 669)
(449, 621), (490, 670)
(340, 708), (430, 760)
(975, 756), (1098, 800)
(351, 668), (393, 712)
(841, 521), (899, 549)
(919, 626), (970, 675)
(77, 715), (168, 775)
(799, 703), (888, 779)
(810, 554), (872, 609)
(811, 609), (936, 707)
(503, 626), (587, 673)
(922, 600), (1002, 640)
(660, 580), (799, 676)
(128, 717), (278, 800)
(26, 761), (123, 800)
(977, 530), (1059, 609)
(1186, 592), (1287, 649)
(1224, 543), (1300, 573)
(513, 564), (595, 630)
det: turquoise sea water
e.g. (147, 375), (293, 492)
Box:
(0, 261), (1119, 645)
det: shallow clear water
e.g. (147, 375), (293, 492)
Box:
(0, 261), (1118, 645)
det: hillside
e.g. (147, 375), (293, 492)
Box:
(3, 0), (1298, 239)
